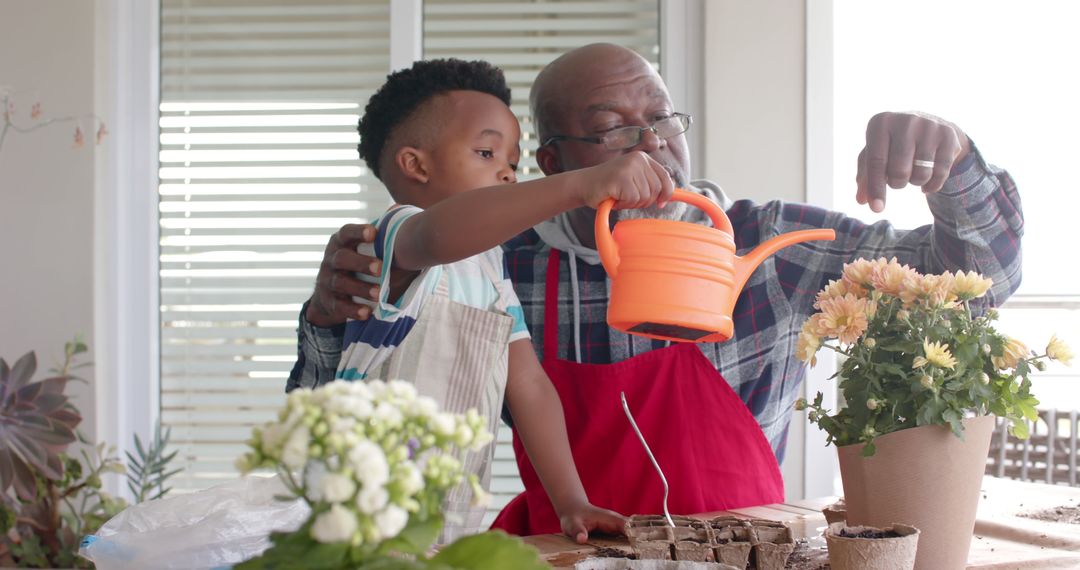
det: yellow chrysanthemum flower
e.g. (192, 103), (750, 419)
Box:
(993, 337), (1029, 370)
(911, 273), (957, 307)
(815, 279), (862, 309)
(795, 330), (820, 367)
(950, 270), (993, 300)
(870, 258), (918, 297)
(841, 258), (880, 288)
(803, 313), (828, 338)
(817, 294), (871, 345)
(1046, 334), (1073, 367)
(912, 339), (957, 370)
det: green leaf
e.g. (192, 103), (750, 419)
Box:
(860, 442), (877, 457)
(429, 531), (547, 570)
(357, 558), (429, 570)
(376, 514), (443, 556)
(1010, 418), (1031, 440)
(237, 527), (316, 569)
(302, 542), (350, 568)
(1017, 400), (1039, 422)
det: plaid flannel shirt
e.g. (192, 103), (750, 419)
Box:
(287, 147), (1023, 462)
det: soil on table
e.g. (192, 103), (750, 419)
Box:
(784, 541), (831, 570)
(592, 546), (637, 560)
(1018, 505), (1080, 525)
(837, 528), (903, 539)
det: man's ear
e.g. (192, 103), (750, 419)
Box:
(535, 144), (564, 176)
(394, 146), (430, 184)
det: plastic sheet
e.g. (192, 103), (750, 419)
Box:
(79, 475), (308, 570)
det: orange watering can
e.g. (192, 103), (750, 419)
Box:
(595, 188), (836, 343)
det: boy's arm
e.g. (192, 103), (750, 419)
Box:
(393, 152), (672, 271)
(505, 339), (626, 543)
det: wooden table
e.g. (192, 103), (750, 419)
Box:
(525, 475), (1080, 569)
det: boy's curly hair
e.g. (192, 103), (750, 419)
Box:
(358, 58), (511, 180)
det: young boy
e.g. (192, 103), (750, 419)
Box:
(334, 59), (673, 543)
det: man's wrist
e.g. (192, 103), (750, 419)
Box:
(301, 299), (346, 336)
(305, 296), (345, 328)
(939, 140), (988, 197)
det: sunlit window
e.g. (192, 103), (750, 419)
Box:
(832, 0), (1079, 407)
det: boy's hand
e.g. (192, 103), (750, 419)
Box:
(559, 502), (627, 544)
(578, 151), (675, 210)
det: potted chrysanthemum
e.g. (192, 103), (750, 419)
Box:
(794, 257), (1072, 570)
(233, 379), (547, 570)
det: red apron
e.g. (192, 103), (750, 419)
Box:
(491, 248), (784, 535)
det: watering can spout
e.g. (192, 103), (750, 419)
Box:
(733, 229), (837, 298)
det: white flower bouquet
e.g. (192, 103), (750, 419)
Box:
(795, 258), (1072, 456)
(234, 380), (546, 569)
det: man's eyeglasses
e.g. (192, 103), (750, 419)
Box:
(542, 113), (692, 151)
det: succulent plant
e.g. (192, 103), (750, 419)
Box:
(1, 339), (131, 568)
(0, 351), (81, 501)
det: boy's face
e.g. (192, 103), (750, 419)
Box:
(423, 91), (521, 202)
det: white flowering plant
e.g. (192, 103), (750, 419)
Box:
(234, 380), (546, 569)
(795, 258), (1073, 457)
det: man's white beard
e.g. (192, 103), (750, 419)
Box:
(611, 200), (690, 222)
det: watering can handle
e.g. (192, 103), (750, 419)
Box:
(596, 188), (734, 278)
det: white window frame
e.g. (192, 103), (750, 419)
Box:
(98, 0), (705, 498)
(804, 0), (840, 499)
(660, 0), (705, 178)
(94, 0), (161, 498)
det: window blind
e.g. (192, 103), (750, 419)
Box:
(159, 0), (392, 490)
(423, 0), (661, 521)
(159, 0), (661, 508)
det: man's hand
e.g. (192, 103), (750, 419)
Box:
(856, 111), (972, 212)
(558, 501), (627, 544)
(307, 223), (420, 328)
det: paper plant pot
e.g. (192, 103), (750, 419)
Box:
(825, 522), (919, 570)
(626, 515), (675, 560)
(707, 517), (753, 568)
(670, 516), (714, 562)
(747, 520), (794, 570)
(837, 414), (995, 570)
(822, 499), (846, 525)
(574, 560), (741, 570)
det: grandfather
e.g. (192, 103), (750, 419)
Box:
(288, 44), (1022, 536)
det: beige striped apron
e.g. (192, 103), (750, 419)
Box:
(367, 263), (512, 543)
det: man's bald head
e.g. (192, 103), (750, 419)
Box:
(530, 43), (660, 144)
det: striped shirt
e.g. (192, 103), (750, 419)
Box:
(289, 147), (1023, 462)
(336, 204), (529, 381)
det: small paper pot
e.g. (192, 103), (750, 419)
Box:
(707, 517), (752, 569)
(822, 499), (847, 525)
(747, 520), (795, 570)
(825, 522), (920, 570)
(670, 516), (714, 562)
(626, 515), (674, 560)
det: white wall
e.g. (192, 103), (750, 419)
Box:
(0, 0), (97, 442)
(702, 1), (806, 205)
(701, 0), (811, 499)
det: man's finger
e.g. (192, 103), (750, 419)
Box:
(333, 223), (376, 249)
(331, 248), (379, 275)
(324, 269), (376, 299)
(885, 125), (916, 190)
(855, 148), (868, 205)
(923, 141), (958, 194)
(326, 297), (370, 320)
(863, 115), (892, 212)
